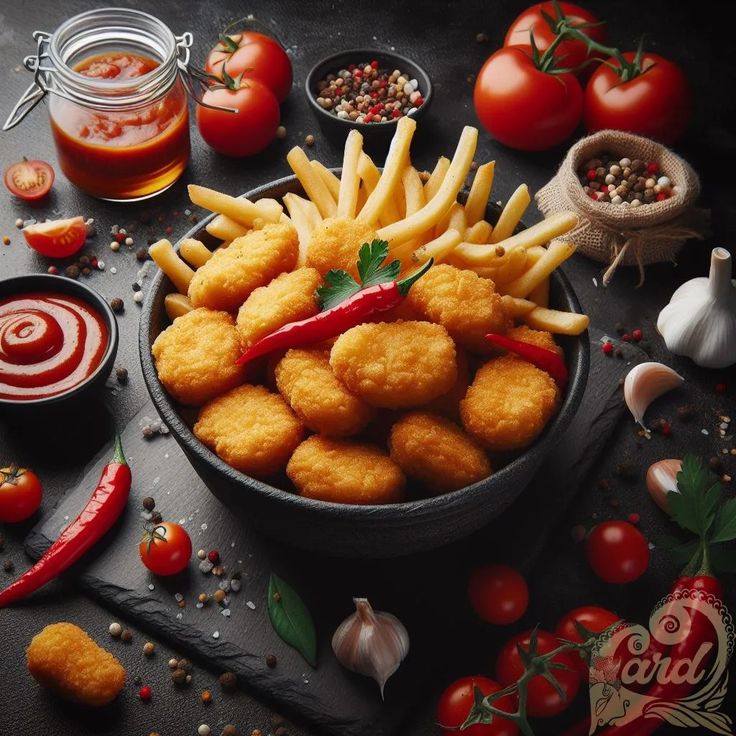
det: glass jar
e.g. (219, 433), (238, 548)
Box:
(6, 9), (194, 201)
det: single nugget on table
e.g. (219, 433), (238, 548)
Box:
(406, 264), (507, 354)
(275, 347), (375, 437)
(188, 223), (299, 312)
(389, 411), (491, 494)
(329, 321), (457, 409)
(27, 623), (126, 706)
(287, 435), (405, 504)
(194, 385), (304, 478)
(306, 217), (379, 278)
(152, 308), (244, 405)
(460, 355), (560, 453)
(236, 267), (322, 349)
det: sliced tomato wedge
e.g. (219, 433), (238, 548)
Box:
(23, 217), (87, 258)
(4, 159), (55, 201)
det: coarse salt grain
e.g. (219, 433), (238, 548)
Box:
(246, 601), (256, 610)
(212, 631), (220, 639)
(221, 609), (231, 617)
(148, 584), (155, 591)
(110, 267), (117, 274)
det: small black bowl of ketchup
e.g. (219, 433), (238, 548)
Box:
(0, 274), (118, 412)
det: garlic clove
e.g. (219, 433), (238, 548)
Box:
(331, 597), (409, 698)
(646, 458), (682, 513)
(623, 362), (684, 428)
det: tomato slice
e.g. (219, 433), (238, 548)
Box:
(4, 159), (55, 202)
(23, 217), (87, 258)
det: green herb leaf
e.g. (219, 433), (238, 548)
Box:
(267, 574), (317, 667)
(670, 455), (720, 538)
(316, 269), (361, 311)
(712, 498), (736, 543)
(356, 239), (401, 287)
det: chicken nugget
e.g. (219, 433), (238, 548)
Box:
(275, 348), (375, 437)
(460, 355), (560, 452)
(27, 623), (126, 706)
(506, 324), (562, 356)
(194, 384), (304, 478)
(188, 223), (298, 311)
(287, 436), (405, 504)
(423, 344), (470, 421)
(329, 321), (457, 409)
(237, 268), (322, 349)
(407, 264), (507, 354)
(389, 411), (491, 494)
(306, 217), (378, 278)
(152, 308), (244, 406)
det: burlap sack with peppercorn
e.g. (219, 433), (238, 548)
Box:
(535, 129), (710, 286)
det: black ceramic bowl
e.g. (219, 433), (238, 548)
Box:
(0, 274), (118, 412)
(305, 49), (433, 152)
(140, 175), (589, 558)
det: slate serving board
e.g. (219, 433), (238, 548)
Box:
(24, 328), (645, 736)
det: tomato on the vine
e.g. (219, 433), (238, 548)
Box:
(22, 216), (87, 258)
(584, 52), (691, 145)
(468, 564), (529, 625)
(555, 605), (620, 678)
(437, 675), (519, 736)
(0, 466), (43, 523)
(139, 521), (192, 576)
(4, 159), (54, 202)
(496, 630), (581, 718)
(473, 47), (582, 151)
(586, 520), (650, 584)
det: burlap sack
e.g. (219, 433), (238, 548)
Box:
(536, 130), (709, 285)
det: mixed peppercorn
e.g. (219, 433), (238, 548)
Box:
(579, 154), (674, 206)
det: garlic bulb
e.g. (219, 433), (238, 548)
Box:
(646, 458), (682, 513)
(331, 598), (409, 697)
(624, 362), (684, 428)
(657, 247), (736, 368)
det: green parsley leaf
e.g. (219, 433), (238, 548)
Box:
(357, 240), (401, 287)
(670, 455), (720, 539)
(316, 269), (361, 311)
(711, 497), (736, 544)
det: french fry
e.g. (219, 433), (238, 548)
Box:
(358, 116), (417, 225)
(501, 295), (537, 318)
(464, 161), (495, 226)
(377, 125), (478, 244)
(410, 228), (462, 265)
(423, 156), (450, 201)
(464, 220), (493, 244)
(527, 278), (550, 308)
(310, 160), (341, 202)
(491, 183), (531, 243)
(187, 185), (282, 226)
(402, 166), (425, 216)
(523, 306), (590, 335)
(179, 238), (213, 269)
(286, 146), (337, 219)
(357, 152), (402, 227)
(164, 293), (195, 321)
(205, 214), (249, 242)
(337, 130), (364, 219)
(503, 241), (576, 298)
(435, 201), (467, 238)
(283, 192), (322, 267)
(491, 248), (528, 288)
(149, 239), (195, 295)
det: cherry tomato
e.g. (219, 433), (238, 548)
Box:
(23, 216), (87, 258)
(584, 52), (692, 145)
(496, 630), (581, 718)
(437, 675), (519, 736)
(0, 466), (43, 523)
(205, 31), (292, 103)
(504, 2), (606, 72)
(197, 79), (280, 157)
(139, 521), (192, 576)
(473, 47), (582, 151)
(468, 564), (529, 625)
(585, 520), (650, 584)
(555, 605), (620, 678)
(4, 159), (54, 202)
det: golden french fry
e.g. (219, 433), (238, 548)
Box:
(187, 185), (282, 226)
(435, 201), (467, 238)
(205, 214), (249, 242)
(402, 166), (425, 216)
(528, 278), (550, 308)
(286, 146), (337, 219)
(283, 192), (322, 267)
(164, 293), (194, 321)
(492, 248), (528, 287)
(337, 130), (364, 219)
(179, 238), (213, 269)
(410, 228), (462, 265)
(504, 241), (576, 298)
(357, 152), (402, 227)
(523, 306), (590, 335)
(310, 160), (341, 201)
(464, 161), (495, 226)
(149, 239), (195, 295)
(501, 295), (537, 318)
(491, 183), (531, 243)
(464, 220), (493, 244)
(358, 116), (417, 225)
(423, 156), (450, 201)
(525, 245), (548, 268)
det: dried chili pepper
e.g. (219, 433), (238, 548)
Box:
(0, 435), (131, 608)
(485, 332), (568, 388)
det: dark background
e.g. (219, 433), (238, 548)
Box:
(1, 1), (735, 735)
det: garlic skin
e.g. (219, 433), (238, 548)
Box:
(332, 598), (409, 697)
(646, 458), (682, 513)
(624, 362), (684, 428)
(657, 247), (736, 369)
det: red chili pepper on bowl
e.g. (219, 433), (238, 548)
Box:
(485, 332), (568, 388)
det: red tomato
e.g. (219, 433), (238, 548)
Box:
(197, 79), (280, 157)
(437, 675), (519, 736)
(4, 159), (54, 201)
(139, 521), (192, 576)
(496, 630), (581, 718)
(584, 52), (692, 145)
(555, 606), (620, 678)
(0, 466), (43, 523)
(468, 564), (529, 625)
(473, 47), (583, 151)
(205, 31), (292, 103)
(23, 216), (87, 258)
(585, 520), (650, 584)
(504, 2), (606, 72)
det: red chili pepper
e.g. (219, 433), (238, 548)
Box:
(0, 436), (131, 608)
(485, 333), (568, 388)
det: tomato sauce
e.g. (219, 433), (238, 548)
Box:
(49, 51), (189, 200)
(0, 293), (109, 400)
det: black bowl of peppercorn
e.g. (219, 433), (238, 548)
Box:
(305, 49), (433, 151)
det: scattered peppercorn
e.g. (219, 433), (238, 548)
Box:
(4, 559), (15, 573)
(2, 235), (10, 245)
(47, 265), (59, 275)
(219, 671), (237, 692)
(266, 654), (277, 669)
(168, 657), (178, 669)
(631, 328), (643, 341)
(142, 497), (155, 511)
(304, 134), (315, 146)
(197, 549), (206, 560)
(222, 727), (238, 736)
(132, 282), (141, 292)
(138, 685), (152, 702)
(143, 641), (156, 656)
(121, 629), (133, 642)
(133, 675), (143, 686)
(151, 511), (163, 524)
(602, 341), (614, 355)
(65, 265), (80, 279)
(251, 730), (262, 736)
(178, 599), (186, 609)
(201, 689), (213, 704)
(212, 565), (226, 577)
(213, 589), (226, 605)
(660, 420), (672, 436)
(198, 592), (209, 604)
(15, 218), (24, 229)
(110, 297), (124, 313)
(178, 658), (192, 673)
(172, 668), (188, 685)
(276, 125), (287, 139)
(579, 154), (672, 205)
(198, 725), (211, 736)
(109, 622), (123, 637)
(628, 513), (640, 525)
(207, 549), (220, 563)
(115, 367), (129, 384)
(136, 247), (148, 262)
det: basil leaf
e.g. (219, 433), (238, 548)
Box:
(267, 573), (317, 667)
